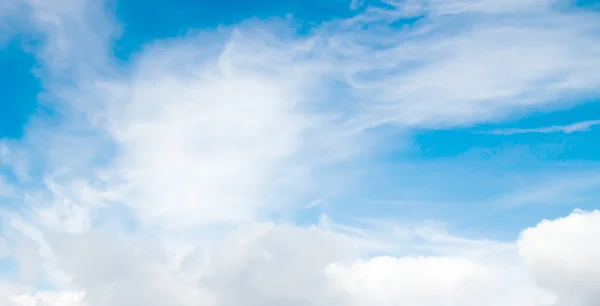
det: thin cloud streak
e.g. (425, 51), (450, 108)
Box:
(487, 120), (600, 135)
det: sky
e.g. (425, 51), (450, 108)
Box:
(0, 0), (600, 305)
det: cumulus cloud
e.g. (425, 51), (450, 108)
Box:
(12, 211), (600, 306)
(0, 284), (84, 306)
(1, 0), (600, 305)
(10, 203), (598, 306)
(326, 256), (546, 306)
(518, 210), (600, 306)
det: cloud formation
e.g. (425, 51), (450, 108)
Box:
(3, 210), (600, 305)
(1, 0), (600, 305)
(487, 120), (600, 135)
(519, 210), (600, 306)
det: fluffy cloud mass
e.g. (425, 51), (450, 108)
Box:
(3, 211), (600, 306)
(519, 210), (600, 306)
(0, 0), (599, 305)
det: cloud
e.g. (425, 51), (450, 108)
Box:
(322, 0), (600, 129)
(486, 120), (600, 135)
(93, 31), (351, 229)
(34, 210), (600, 306)
(7, 213), (591, 306)
(518, 210), (600, 306)
(14, 0), (116, 75)
(326, 256), (546, 306)
(3, 0), (599, 232)
(1, 0), (600, 305)
(0, 283), (84, 306)
(349, 0), (364, 10)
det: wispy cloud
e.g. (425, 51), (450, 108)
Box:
(321, 0), (600, 130)
(1, 0), (600, 305)
(487, 120), (600, 135)
(490, 172), (600, 209)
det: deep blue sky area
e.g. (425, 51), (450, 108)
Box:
(397, 101), (600, 162)
(0, 38), (42, 139)
(111, 0), (361, 60)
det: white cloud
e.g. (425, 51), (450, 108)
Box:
(323, 0), (600, 129)
(2, 214), (581, 306)
(487, 120), (600, 135)
(26, 211), (600, 305)
(1, 0), (600, 306)
(326, 256), (548, 306)
(518, 210), (600, 306)
(1, 281), (83, 306)
(95, 36), (336, 229)
(3, 0), (599, 230)
(16, 0), (116, 75)
(0, 283), (84, 306)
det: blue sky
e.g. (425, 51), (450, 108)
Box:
(0, 37), (41, 139)
(1, 0), (600, 305)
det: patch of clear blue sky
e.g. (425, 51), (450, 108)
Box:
(0, 37), (43, 139)
(574, 0), (600, 9)
(399, 101), (600, 162)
